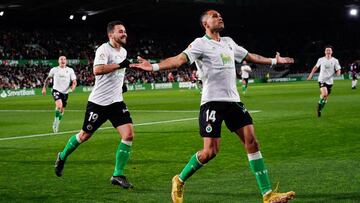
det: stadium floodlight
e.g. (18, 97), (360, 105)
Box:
(69, 15), (74, 20)
(82, 15), (87, 21)
(349, 8), (358, 16)
(0, 11), (4, 16)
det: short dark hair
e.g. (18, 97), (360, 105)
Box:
(107, 20), (124, 33)
(324, 45), (333, 50)
(199, 10), (211, 29)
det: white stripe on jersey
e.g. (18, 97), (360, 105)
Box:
(89, 42), (127, 106)
(183, 35), (248, 105)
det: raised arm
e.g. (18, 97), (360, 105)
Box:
(130, 53), (188, 72)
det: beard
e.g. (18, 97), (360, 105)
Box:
(115, 37), (127, 46)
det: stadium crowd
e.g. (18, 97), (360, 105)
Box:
(0, 27), (359, 90)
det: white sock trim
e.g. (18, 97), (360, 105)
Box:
(75, 133), (83, 143)
(121, 140), (132, 146)
(195, 152), (204, 165)
(263, 189), (272, 196)
(247, 151), (263, 161)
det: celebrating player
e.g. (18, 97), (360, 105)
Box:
(307, 45), (341, 117)
(42, 56), (77, 133)
(54, 21), (135, 189)
(131, 9), (295, 203)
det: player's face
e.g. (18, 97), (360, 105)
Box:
(111, 25), (127, 45)
(325, 48), (333, 56)
(58, 56), (66, 66)
(204, 10), (224, 32)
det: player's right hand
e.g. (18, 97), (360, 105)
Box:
(130, 56), (152, 71)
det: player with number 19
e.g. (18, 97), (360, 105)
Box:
(54, 21), (135, 189)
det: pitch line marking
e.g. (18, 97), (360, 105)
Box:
(0, 110), (261, 141)
(0, 109), (261, 113)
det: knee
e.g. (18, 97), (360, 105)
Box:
(122, 131), (134, 142)
(246, 137), (259, 152)
(78, 131), (92, 142)
(200, 148), (218, 163)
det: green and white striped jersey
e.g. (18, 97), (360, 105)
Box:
(89, 42), (127, 106)
(183, 35), (248, 105)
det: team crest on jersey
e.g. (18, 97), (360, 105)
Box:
(206, 124), (213, 133)
(228, 44), (232, 50)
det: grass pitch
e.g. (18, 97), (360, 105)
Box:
(0, 80), (359, 202)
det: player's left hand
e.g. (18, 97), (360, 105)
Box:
(275, 52), (294, 64)
(130, 56), (153, 71)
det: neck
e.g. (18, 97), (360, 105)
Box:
(109, 40), (121, 49)
(325, 55), (331, 59)
(205, 30), (221, 41)
(59, 65), (65, 68)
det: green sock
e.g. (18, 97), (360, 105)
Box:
(318, 98), (326, 111)
(179, 153), (203, 182)
(60, 134), (81, 161)
(113, 141), (132, 177)
(242, 85), (246, 92)
(248, 151), (272, 195)
(55, 109), (61, 119)
(59, 113), (63, 121)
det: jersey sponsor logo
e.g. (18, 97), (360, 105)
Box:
(220, 53), (232, 65)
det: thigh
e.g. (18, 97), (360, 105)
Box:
(224, 102), (253, 132)
(199, 102), (225, 138)
(81, 102), (108, 133)
(108, 102), (133, 128)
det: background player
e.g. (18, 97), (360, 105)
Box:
(42, 56), (77, 133)
(307, 45), (341, 117)
(241, 60), (252, 94)
(350, 61), (358, 89)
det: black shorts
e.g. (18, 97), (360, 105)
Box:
(52, 89), (69, 107)
(318, 82), (333, 95)
(352, 74), (358, 80)
(199, 101), (253, 138)
(242, 78), (249, 85)
(82, 101), (133, 133)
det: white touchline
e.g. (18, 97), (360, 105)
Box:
(0, 109), (261, 113)
(0, 117), (198, 141)
(0, 110), (261, 142)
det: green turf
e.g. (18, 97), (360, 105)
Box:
(0, 80), (359, 202)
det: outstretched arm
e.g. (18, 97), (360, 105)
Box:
(245, 52), (294, 65)
(130, 53), (188, 72)
(307, 66), (318, 80)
